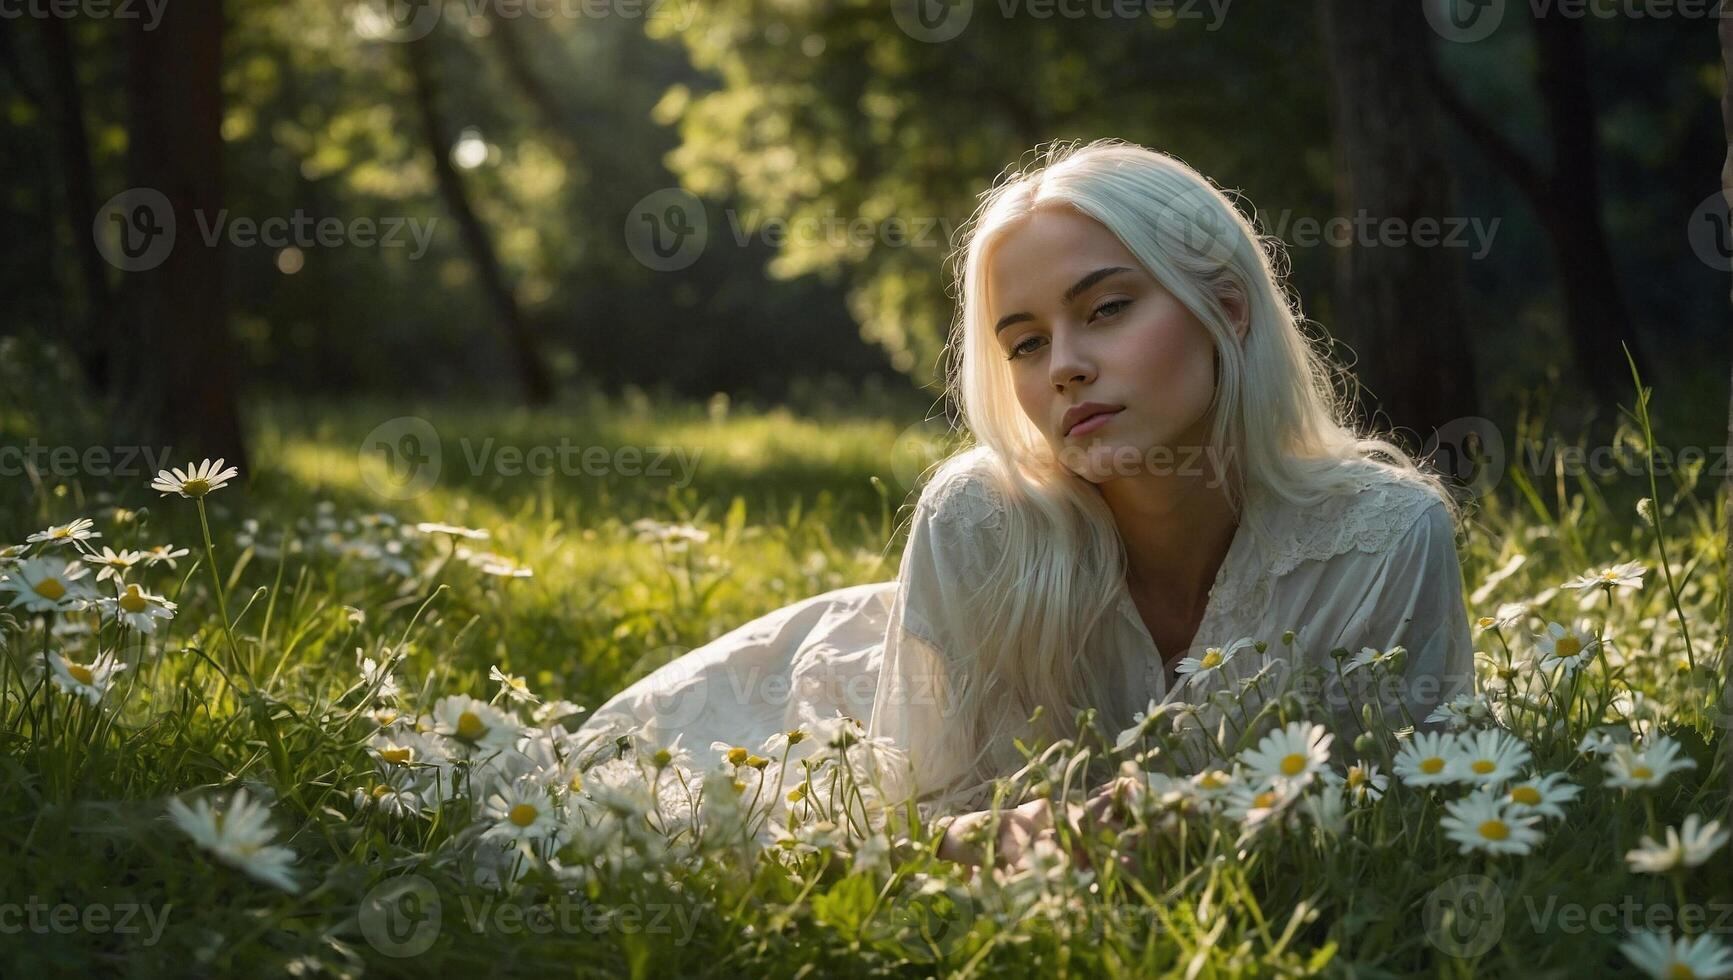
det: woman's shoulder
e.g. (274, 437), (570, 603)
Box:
(913, 446), (1008, 530)
(1261, 458), (1455, 575)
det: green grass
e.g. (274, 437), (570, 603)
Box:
(0, 388), (1728, 979)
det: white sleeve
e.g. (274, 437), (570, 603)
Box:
(866, 466), (1007, 813)
(1349, 499), (1476, 732)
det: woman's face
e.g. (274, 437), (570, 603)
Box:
(986, 206), (1235, 485)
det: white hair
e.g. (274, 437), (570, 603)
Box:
(920, 137), (1459, 798)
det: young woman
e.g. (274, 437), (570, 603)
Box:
(577, 138), (1475, 868)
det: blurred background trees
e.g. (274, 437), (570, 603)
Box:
(1, 0), (1727, 463)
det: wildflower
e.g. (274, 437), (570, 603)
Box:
(1439, 787), (1543, 856)
(1534, 621), (1601, 673)
(353, 781), (422, 820)
(1625, 815), (1730, 874)
(99, 582), (177, 633)
(1113, 699), (1172, 753)
(142, 544), (190, 568)
(1173, 637), (1253, 688)
(85, 547), (145, 582)
(166, 788), (300, 893)
(489, 665), (540, 705)
(26, 518), (102, 548)
(1561, 560), (1647, 592)
(50, 650), (127, 704)
(1475, 602), (1530, 632)
(431, 694), (519, 751)
(1343, 645), (1404, 676)
(1240, 721), (1333, 790)
(414, 522), (490, 540)
(150, 458), (240, 498)
(1504, 772), (1580, 820)
(1222, 779), (1298, 830)
(1619, 931), (1733, 980)
(1603, 736), (1697, 791)
(1, 558), (94, 612)
(462, 550), (533, 578)
(533, 699), (588, 725)
(1425, 693), (1494, 731)
(357, 652), (401, 701)
(482, 779), (561, 843)
(1323, 762), (1388, 803)
(1453, 729), (1532, 787)
(1393, 731), (1462, 787)
(1576, 725), (1632, 757)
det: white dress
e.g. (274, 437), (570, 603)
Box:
(576, 451), (1475, 813)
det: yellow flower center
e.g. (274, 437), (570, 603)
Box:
(1510, 786), (1542, 806)
(1476, 617), (1495, 628)
(1347, 768), (1367, 787)
(120, 586), (148, 614)
(1668, 964), (1697, 980)
(66, 662), (94, 685)
(726, 747), (748, 766)
(1280, 753), (1308, 776)
(568, 773), (583, 793)
(33, 578), (66, 601)
(508, 803), (540, 827)
(371, 784), (390, 799)
(1200, 771), (1228, 790)
(181, 478), (212, 497)
(1200, 650), (1222, 669)
(1253, 791), (1276, 808)
(1631, 765), (1654, 780)
(456, 710), (487, 741)
(378, 745), (413, 765)
(1471, 760), (1496, 775)
(1419, 757), (1445, 775)
(1554, 636), (1582, 659)
(1478, 819), (1510, 841)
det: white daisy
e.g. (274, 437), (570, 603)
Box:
(414, 522), (490, 540)
(150, 458), (240, 498)
(1504, 772), (1580, 820)
(1, 558), (94, 612)
(482, 779), (560, 843)
(1560, 560), (1645, 592)
(1453, 729), (1532, 787)
(1439, 786), (1544, 856)
(99, 582), (177, 633)
(1577, 725), (1633, 757)
(431, 694), (520, 751)
(1474, 602), (1530, 632)
(1393, 731), (1463, 787)
(1221, 779), (1299, 830)
(1625, 815), (1729, 874)
(1173, 637), (1253, 687)
(1343, 645), (1404, 676)
(85, 547), (146, 583)
(1425, 693), (1494, 731)
(166, 788), (300, 893)
(489, 665), (540, 705)
(1240, 720), (1333, 789)
(1113, 699), (1173, 753)
(49, 650), (127, 704)
(142, 544), (190, 568)
(1603, 736), (1697, 791)
(1322, 762), (1388, 803)
(1619, 931), (1733, 980)
(26, 518), (102, 548)
(462, 550), (534, 578)
(1534, 621), (1601, 673)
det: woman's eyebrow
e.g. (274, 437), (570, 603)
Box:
(993, 266), (1134, 335)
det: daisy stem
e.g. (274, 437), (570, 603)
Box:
(194, 498), (252, 687)
(1624, 349), (1696, 672)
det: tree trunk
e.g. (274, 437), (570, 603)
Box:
(41, 17), (115, 397)
(125, 0), (248, 469)
(404, 32), (554, 407)
(1319, 0), (1482, 443)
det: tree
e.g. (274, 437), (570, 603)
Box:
(125, 0), (249, 469)
(1320, 0), (1482, 441)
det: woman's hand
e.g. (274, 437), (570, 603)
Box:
(934, 797), (1094, 875)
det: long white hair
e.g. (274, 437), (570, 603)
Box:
(921, 138), (1459, 799)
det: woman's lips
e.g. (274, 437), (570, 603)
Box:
(1066, 409), (1122, 438)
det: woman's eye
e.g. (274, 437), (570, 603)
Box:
(1092, 298), (1130, 321)
(1006, 336), (1043, 360)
